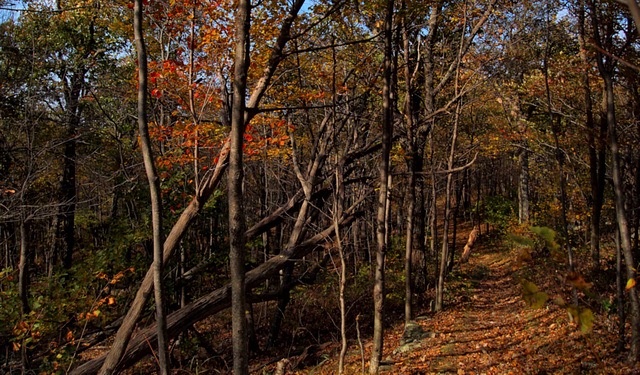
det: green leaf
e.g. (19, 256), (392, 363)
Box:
(508, 234), (534, 247)
(530, 226), (556, 243)
(530, 226), (560, 251)
(520, 279), (548, 309)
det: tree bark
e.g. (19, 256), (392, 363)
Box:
(228, 0), (251, 373)
(518, 148), (530, 224)
(604, 72), (640, 363)
(402, 2), (416, 323)
(577, 0), (603, 267)
(370, 1), (394, 372)
(435, 101), (460, 312)
(588, 0), (640, 360)
(19, 218), (30, 316)
(133, 1), (169, 373)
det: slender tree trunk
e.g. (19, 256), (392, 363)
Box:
(59, 86), (79, 270)
(370, 1), (394, 372)
(615, 228), (626, 352)
(19, 219), (30, 316)
(246, 303), (260, 354)
(133, 2), (169, 373)
(435, 14), (466, 308)
(604, 72), (640, 363)
(588, 0), (639, 357)
(335, 161), (348, 373)
(577, 0), (602, 267)
(402, 5), (416, 322)
(449, 178), (463, 272)
(435, 101), (460, 312)
(429, 138), (438, 260)
(518, 147), (530, 224)
(266, 264), (292, 348)
(229, 0), (251, 373)
(405, 168), (416, 322)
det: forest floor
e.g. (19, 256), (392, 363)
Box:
(108, 222), (640, 374)
(272, 232), (640, 375)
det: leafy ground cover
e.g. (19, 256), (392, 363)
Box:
(263, 237), (640, 374)
(76, 226), (639, 374)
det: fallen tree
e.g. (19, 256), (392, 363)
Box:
(70, 210), (361, 374)
(460, 226), (479, 263)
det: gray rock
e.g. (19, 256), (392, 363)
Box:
(401, 321), (436, 344)
(394, 321), (436, 355)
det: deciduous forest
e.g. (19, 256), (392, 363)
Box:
(2, 0), (640, 373)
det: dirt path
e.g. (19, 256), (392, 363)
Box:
(378, 242), (621, 374)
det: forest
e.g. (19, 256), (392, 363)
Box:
(1, 0), (640, 373)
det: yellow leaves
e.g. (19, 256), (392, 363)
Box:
(626, 278), (636, 290)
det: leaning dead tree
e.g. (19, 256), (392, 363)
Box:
(70, 207), (362, 374)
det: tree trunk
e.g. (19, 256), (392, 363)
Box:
(266, 263), (292, 348)
(588, 0), (639, 357)
(335, 163), (348, 374)
(370, 1), (394, 372)
(542, 20), (576, 290)
(577, 0), (603, 267)
(604, 72), (640, 363)
(402, 4), (417, 322)
(518, 148), (530, 224)
(59, 83), (79, 270)
(19, 219), (30, 316)
(435, 101), (459, 312)
(229, 0), (251, 373)
(615, 228), (626, 352)
(133, 1), (169, 372)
